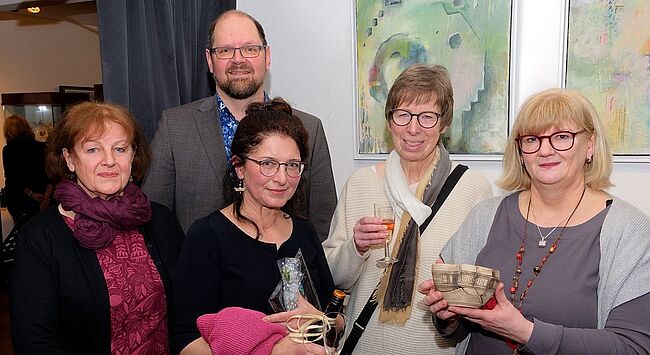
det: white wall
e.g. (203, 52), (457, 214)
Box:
(0, 16), (101, 97)
(239, 0), (650, 214)
(0, 13), (100, 237)
(0, 14), (102, 187)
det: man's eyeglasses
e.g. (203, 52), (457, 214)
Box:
(209, 45), (266, 59)
(245, 157), (306, 178)
(515, 130), (586, 154)
(389, 109), (442, 129)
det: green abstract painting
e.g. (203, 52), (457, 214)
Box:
(566, 0), (650, 156)
(355, 0), (513, 156)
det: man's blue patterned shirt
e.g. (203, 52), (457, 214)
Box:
(216, 94), (238, 164)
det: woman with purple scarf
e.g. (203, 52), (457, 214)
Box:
(10, 102), (184, 355)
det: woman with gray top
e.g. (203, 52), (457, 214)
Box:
(419, 88), (650, 354)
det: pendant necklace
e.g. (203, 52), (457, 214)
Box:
(507, 185), (587, 354)
(532, 213), (568, 248)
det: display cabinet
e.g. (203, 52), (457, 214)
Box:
(1, 92), (91, 142)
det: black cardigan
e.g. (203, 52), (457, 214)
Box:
(10, 202), (185, 355)
(2, 138), (49, 220)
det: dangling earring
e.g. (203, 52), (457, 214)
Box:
(129, 176), (134, 182)
(520, 158), (525, 166)
(586, 156), (592, 164)
(234, 179), (245, 192)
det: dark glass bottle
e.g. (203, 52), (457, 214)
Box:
(323, 289), (346, 314)
(321, 289), (346, 348)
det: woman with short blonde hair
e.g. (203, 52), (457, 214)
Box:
(420, 88), (650, 354)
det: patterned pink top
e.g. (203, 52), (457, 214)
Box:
(65, 217), (169, 354)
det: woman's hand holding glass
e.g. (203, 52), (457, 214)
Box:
(374, 205), (398, 267)
(352, 216), (390, 254)
(352, 205), (397, 268)
(264, 295), (345, 355)
(264, 296), (327, 354)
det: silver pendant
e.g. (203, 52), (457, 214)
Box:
(538, 239), (547, 247)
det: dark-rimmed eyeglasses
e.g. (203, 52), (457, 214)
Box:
(208, 45), (266, 59)
(515, 130), (586, 154)
(245, 157), (306, 178)
(389, 109), (441, 129)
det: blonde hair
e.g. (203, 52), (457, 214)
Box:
(498, 88), (612, 191)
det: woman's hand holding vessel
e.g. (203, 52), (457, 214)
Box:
(418, 279), (457, 321)
(419, 280), (535, 346)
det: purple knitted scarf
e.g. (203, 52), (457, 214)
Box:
(54, 179), (152, 249)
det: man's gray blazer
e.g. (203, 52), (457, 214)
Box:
(142, 96), (337, 241)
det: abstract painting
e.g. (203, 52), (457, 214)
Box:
(565, 0), (650, 157)
(355, 0), (513, 156)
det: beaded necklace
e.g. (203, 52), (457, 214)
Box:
(506, 186), (586, 354)
(509, 185), (587, 309)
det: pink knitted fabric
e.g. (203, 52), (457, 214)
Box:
(196, 307), (287, 355)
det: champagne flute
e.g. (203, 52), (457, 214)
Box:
(323, 312), (346, 355)
(375, 204), (398, 268)
(288, 312), (346, 355)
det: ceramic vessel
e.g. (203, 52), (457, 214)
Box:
(431, 263), (500, 308)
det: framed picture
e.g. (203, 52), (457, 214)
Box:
(353, 0), (516, 159)
(59, 85), (96, 100)
(563, 0), (650, 162)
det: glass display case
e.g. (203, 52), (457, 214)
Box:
(1, 92), (90, 142)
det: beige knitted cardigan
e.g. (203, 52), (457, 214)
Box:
(322, 164), (493, 354)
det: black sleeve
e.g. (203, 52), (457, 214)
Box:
(168, 218), (222, 354)
(305, 219), (335, 310)
(10, 222), (73, 355)
(3, 145), (24, 191)
(146, 203), (185, 297)
(3, 146), (13, 180)
(150, 203), (185, 255)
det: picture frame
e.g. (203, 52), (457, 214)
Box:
(352, 0), (517, 160)
(58, 85), (96, 100)
(562, 0), (650, 162)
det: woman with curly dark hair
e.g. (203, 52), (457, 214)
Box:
(170, 98), (334, 354)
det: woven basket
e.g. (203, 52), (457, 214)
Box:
(431, 263), (500, 308)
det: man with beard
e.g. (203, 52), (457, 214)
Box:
(142, 10), (337, 241)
